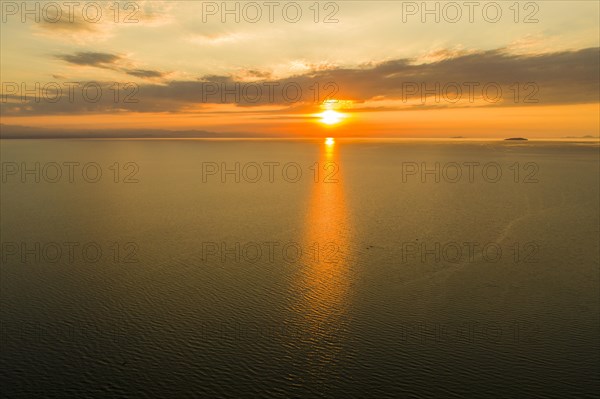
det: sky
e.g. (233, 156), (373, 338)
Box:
(1, 0), (599, 138)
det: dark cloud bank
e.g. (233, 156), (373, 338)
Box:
(1, 47), (598, 128)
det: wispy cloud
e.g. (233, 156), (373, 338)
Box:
(55, 52), (122, 68)
(126, 69), (167, 79)
(54, 51), (166, 80)
(187, 32), (252, 46)
(30, 1), (174, 43)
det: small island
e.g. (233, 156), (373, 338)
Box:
(504, 137), (528, 141)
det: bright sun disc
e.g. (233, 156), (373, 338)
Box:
(320, 110), (343, 125)
(325, 137), (335, 145)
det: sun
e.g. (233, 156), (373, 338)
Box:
(325, 137), (335, 145)
(319, 110), (344, 125)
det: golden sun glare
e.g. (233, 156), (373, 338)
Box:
(325, 137), (335, 145)
(319, 110), (344, 125)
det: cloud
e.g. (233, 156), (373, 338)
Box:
(31, 1), (174, 43)
(237, 69), (273, 81)
(413, 47), (478, 64)
(55, 51), (166, 80)
(4, 47), (599, 116)
(56, 52), (122, 68)
(187, 32), (251, 46)
(125, 69), (166, 79)
(31, 8), (115, 43)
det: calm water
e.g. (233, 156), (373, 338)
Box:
(1, 139), (599, 397)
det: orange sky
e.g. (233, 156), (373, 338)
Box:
(1, 1), (599, 138)
(2, 104), (598, 138)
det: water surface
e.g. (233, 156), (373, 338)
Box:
(1, 139), (599, 397)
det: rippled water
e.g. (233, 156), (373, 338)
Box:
(1, 139), (599, 397)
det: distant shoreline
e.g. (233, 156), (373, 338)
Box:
(2, 137), (599, 142)
(1, 125), (598, 141)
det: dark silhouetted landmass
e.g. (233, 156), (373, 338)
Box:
(0, 124), (268, 139)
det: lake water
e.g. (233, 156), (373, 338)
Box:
(1, 139), (599, 397)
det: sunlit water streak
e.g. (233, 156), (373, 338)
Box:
(290, 141), (354, 379)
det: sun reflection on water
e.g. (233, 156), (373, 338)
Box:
(292, 138), (353, 372)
